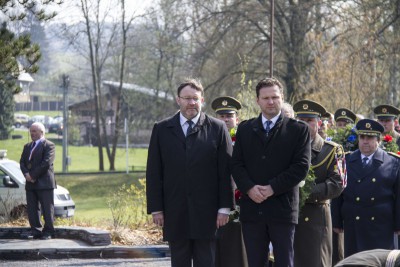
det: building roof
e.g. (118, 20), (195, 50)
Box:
(103, 81), (174, 101)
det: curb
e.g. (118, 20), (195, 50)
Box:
(0, 244), (170, 260)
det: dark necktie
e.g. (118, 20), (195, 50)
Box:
(362, 157), (369, 167)
(186, 120), (194, 137)
(265, 120), (272, 135)
(29, 142), (37, 160)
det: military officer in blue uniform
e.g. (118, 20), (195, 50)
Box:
(332, 119), (400, 257)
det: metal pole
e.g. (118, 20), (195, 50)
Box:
(269, 0), (274, 78)
(125, 118), (129, 174)
(62, 74), (69, 173)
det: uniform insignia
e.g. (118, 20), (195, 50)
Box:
(341, 111), (346, 116)
(366, 123), (371, 129)
(303, 104), (308, 110)
(382, 108), (387, 113)
(222, 100), (228, 106)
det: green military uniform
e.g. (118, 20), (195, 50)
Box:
(212, 96), (248, 267)
(374, 104), (400, 149)
(293, 100), (345, 267)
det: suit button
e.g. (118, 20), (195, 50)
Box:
(261, 156), (266, 159)
(356, 216), (360, 220)
(372, 178), (376, 182)
(305, 217), (309, 222)
(357, 180), (361, 183)
(258, 212), (263, 215)
(356, 197), (360, 201)
(371, 217), (375, 220)
(371, 197), (375, 201)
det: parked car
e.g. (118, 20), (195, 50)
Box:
(0, 150), (75, 218)
(48, 122), (63, 135)
(27, 115), (54, 130)
(48, 116), (63, 134)
(13, 114), (30, 128)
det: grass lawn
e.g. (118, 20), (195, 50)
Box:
(0, 129), (148, 172)
(57, 172), (148, 225)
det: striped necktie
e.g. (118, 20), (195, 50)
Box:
(265, 120), (272, 135)
(186, 120), (194, 137)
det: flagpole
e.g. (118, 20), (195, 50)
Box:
(269, 0), (274, 78)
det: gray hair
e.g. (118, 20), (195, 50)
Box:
(281, 102), (295, 118)
(31, 122), (46, 135)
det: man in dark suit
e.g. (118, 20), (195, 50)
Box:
(332, 119), (400, 257)
(20, 122), (56, 240)
(146, 78), (233, 267)
(231, 77), (311, 267)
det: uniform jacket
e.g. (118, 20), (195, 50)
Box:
(331, 148), (400, 257)
(393, 130), (400, 149)
(20, 139), (56, 190)
(231, 114), (311, 224)
(294, 134), (344, 267)
(146, 112), (233, 241)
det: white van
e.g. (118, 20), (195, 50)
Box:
(0, 150), (75, 218)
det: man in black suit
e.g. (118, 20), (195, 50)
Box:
(20, 122), (56, 240)
(231, 77), (311, 267)
(146, 78), (233, 267)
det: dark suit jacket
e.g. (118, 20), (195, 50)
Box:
(20, 139), (56, 190)
(331, 148), (400, 257)
(231, 114), (311, 224)
(146, 112), (233, 241)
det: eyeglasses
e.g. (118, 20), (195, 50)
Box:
(179, 96), (201, 103)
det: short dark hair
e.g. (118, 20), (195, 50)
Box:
(177, 78), (204, 96)
(255, 77), (284, 97)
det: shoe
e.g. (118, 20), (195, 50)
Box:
(24, 233), (42, 239)
(40, 234), (52, 240)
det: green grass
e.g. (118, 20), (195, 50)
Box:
(56, 172), (148, 224)
(0, 129), (148, 172)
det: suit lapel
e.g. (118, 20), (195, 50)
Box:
(167, 113), (186, 144)
(311, 134), (324, 164)
(251, 115), (267, 146)
(349, 149), (384, 181)
(191, 112), (205, 136)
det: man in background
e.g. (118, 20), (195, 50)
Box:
(211, 96), (241, 132)
(20, 122), (56, 240)
(334, 108), (357, 129)
(374, 104), (400, 148)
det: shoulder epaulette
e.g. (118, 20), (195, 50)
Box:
(324, 140), (340, 147)
(388, 151), (400, 159)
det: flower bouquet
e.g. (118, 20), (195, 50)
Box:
(326, 125), (358, 152)
(299, 167), (316, 211)
(380, 134), (399, 153)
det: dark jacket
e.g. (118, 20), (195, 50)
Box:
(146, 112), (233, 241)
(294, 134), (345, 267)
(20, 139), (56, 190)
(332, 148), (400, 257)
(231, 114), (311, 224)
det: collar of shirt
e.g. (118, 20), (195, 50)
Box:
(361, 152), (375, 163)
(180, 112), (201, 132)
(261, 112), (281, 129)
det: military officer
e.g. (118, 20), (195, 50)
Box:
(211, 96), (241, 131)
(212, 96), (248, 267)
(293, 100), (345, 267)
(334, 108), (357, 129)
(332, 119), (400, 257)
(374, 104), (400, 148)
